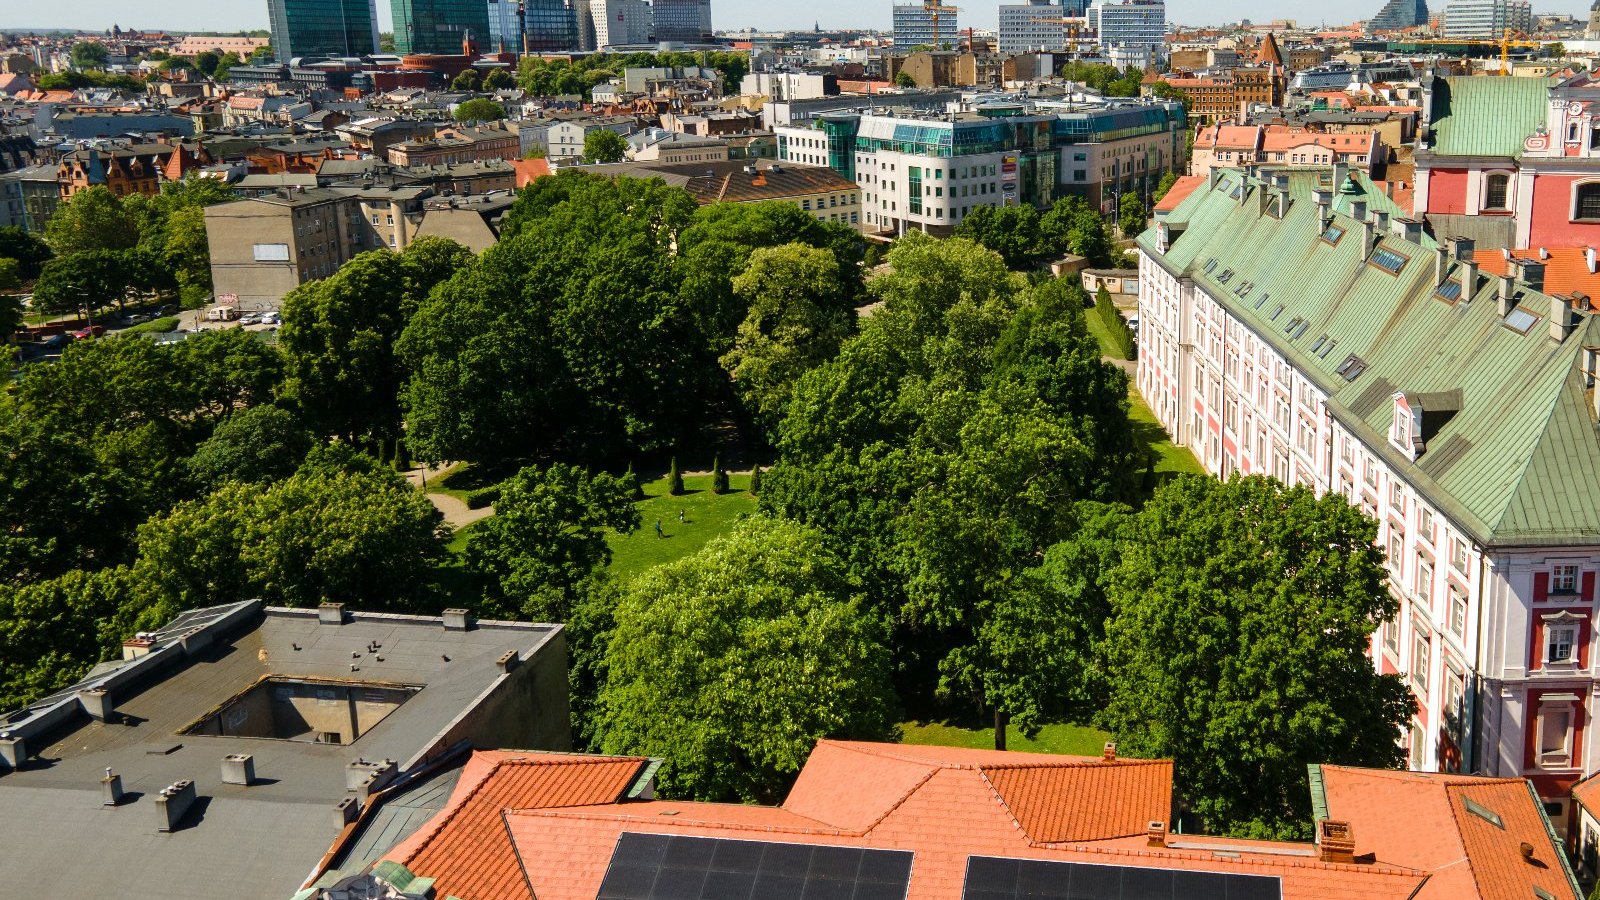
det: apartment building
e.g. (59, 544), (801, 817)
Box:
(1139, 166), (1600, 831)
(386, 122), (520, 167)
(893, 0), (959, 48)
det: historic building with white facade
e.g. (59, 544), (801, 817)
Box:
(1138, 164), (1600, 835)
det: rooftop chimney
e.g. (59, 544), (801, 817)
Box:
(1450, 235), (1475, 261)
(1516, 258), (1546, 293)
(79, 687), (113, 721)
(1312, 189), (1332, 233)
(102, 768), (125, 807)
(1435, 244), (1450, 286)
(334, 796), (362, 830)
(1520, 841), (1536, 862)
(1550, 295), (1581, 343)
(317, 602), (345, 625)
(1317, 820), (1356, 865)
(442, 608), (470, 631)
(1588, 247), (1597, 275)
(1102, 741), (1117, 761)
(1332, 161), (1349, 190)
(156, 780), (197, 832)
(121, 636), (156, 661)
(221, 754), (256, 786)
(1147, 820), (1168, 848)
(1348, 199), (1367, 224)
(1459, 255), (1478, 302)
(0, 733), (25, 770)
(1497, 273), (1517, 316)
(497, 650), (520, 673)
(1390, 217), (1423, 242)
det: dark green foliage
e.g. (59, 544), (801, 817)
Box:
(0, 566), (138, 711)
(394, 439), (413, 471)
(1153, 170), (1179, 203)
(0, 227), (52, 279)
(1097, 476), (1414, 837)
(465, 486), (501, 510)
(624, 463), (645, 500)
(454, 98), (506, 121)
(583, 129), (628, 164)
(749, 465), (762, 495)
(710, 456), (728, 494)
(1094, 285), (1136, 361)
(517, 50), (748, 100)
(451, 68), (481, 91)
(667, 457), (684, 496)
(1118, 191), (1147, 238)
(465, 464), (639, 622)
(954, 204), (1046, 269)
(1040, 196), (1113, 268)
(186, 405), (313, 488)
(282, 237), (472, 445)
(594, 516), (896, 802)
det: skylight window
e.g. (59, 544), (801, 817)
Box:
(1291, 321), (1310, 339)
(1285, 317), (1303, 334)
(1334, 354), (1368, 382)
(1463, 797), (1504, 829)
(1254, 293), (1270, 310)
(1236, 282), (1253, 298)
(1504, 307), (1540, 334)
(1317, 339), (1338, 359)
(1369, 247), (1409, 274)
(1433, 280), (1463, 303)
(1310, 335), (1327, 353)
(1270, 304), (1285, 321)
(1204, 258), (1219, 274)
(1322, 224), (1345, 244)
(1217, 269), (1235, 284)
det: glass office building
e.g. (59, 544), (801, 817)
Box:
(525, 0), (579, 51)
(393, 0), (493, 54)
(652, 0), (713, 43)
(267, 0), (380, 60)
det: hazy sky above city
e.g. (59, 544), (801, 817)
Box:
(5, 0), (1598, 36)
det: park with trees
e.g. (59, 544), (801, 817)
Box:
(0, 169), (1413, 840)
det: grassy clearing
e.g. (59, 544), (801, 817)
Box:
(899, 720), (1113, 756)
(424, 463), (502, 503)
(607, 472), (758, 584)
(1128, 384), (1205, 484)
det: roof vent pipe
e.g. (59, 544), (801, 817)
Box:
(1516, 258), (1546, 293)
(1312, 189), (1332, 233)
(1459, 256), (1478, 301)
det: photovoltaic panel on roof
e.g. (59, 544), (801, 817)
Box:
(960, 856), (1282, 900)
(596, 832), (913, 900)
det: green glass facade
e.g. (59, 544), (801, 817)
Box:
(392, 0), (493, 54)
(268, 0), (380, 60)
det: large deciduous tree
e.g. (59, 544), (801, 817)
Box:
(0, 227), (52, 280)
(1097, 475), (1414, 838)
(593, 516), (896, 803)
(465, 464), (639, 622)
(583, 129), (629, 164)
(44, 186), (140, 256)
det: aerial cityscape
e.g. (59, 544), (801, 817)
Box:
(6, 0), (1600, 898)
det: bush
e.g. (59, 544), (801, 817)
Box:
(710, 455), (728, 494)
(394, 439), (412, 471)
(122, 316), (180, 335)
(624, 463), (645, 500)
(749, 465), (762, 495)
(667, 457), (683, 496)
(1095, 285), (1136, 361)
(466, 486), (501, 509)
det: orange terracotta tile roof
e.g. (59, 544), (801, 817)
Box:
(1196, 124), (1262, 150)
(385, 751), (646, 900)
(983, 759), (1172, 843)
(1260, 131), (1376, 153)
(1156, 175), (1205, 213)
(1572, 771), (1600, 817)
(1473, 248), (1600, 306)
(510, 158), (550, 187)
(1319, 765), (1581, 900)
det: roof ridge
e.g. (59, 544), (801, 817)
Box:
(1040, 842), (1430, 878)
(506, 806), (856, 836)
(978, 758), (1169, 771)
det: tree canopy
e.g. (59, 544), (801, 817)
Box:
(454, 98), (506, 121)
(593, 516), (895, 803)
(583, 129), (629, 164)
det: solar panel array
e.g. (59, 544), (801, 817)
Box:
(595, 833), (914, 900)
(960, 856), (1283, 900)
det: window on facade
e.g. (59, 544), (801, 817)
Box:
(1420, 508), (1435, 541)
(1448, 584), (1467, 639)
(1539, 701), (1575, 767)
(1576, 183), (1600, 221)
(1547, 622), (1578, 664)
(1417, 558), (1434, 602)
(1382, 615), (1400, 654)
(1412, 632), (1431, 693)
(1409, 721), (1426, 770)
(1483, 173), (1509, 211)
(1450, 538), (1468, 572)
(1387, 530), (1403, 575)
(1553, 564), (1579, 594)
(1443, 666), (1465, 742)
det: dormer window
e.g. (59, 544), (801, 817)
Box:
(1390, 394), (1417, 458)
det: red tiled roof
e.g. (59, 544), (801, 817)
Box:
(1319, 765), (1581, 900)
(1260, 132), (1376, 153)
(388, 751), (645, 900)
(984, 759), (1172, 843)
(1155, 175), (1205, 213)
(1196, 124), (1262, 150)
(1572, 771), (1600, 817)
(1473, 248), (1600, 306)
(510, 158), (550, 187)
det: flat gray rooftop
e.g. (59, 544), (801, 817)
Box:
(0, 603), (560, 900)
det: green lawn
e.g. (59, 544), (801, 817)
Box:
(899, 720), (1112, 756)
(607, 472), (758, 583)
(424, 463), (484, 503)
(1128, 384), (1205, 484)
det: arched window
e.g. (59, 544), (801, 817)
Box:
(1575, 182), (1600, 221)
(1484, 173), (1509, 210)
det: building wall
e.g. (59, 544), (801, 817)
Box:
(206, 197), (353, 306)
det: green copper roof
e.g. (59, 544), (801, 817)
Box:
(1144, 169), (1600, 547)
(1428, 76), (1552, 158)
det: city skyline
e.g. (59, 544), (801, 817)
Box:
(7, 0), (1597, 36)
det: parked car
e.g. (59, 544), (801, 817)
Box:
(38, 334), (69, 350)
(71, 325), (105, 340)
(260, 312), (282, 326)
(239, 314), (262, 326)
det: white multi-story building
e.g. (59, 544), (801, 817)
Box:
(893, 0), (960, 48)
(999, 0), (1078, 54)
(774, 97), (1185, 234)
(1441, 0), (1533, 37)
(575, 0), (652, 49)
(1139, 164), (1600, 833)
(1089, 0), (1166, 53)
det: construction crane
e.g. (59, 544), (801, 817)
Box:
(1029, 15), (1090, 56)
(1500, 28), (1538, 75)
(926, 1), (960, 50)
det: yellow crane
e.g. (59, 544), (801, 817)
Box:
(927, 1), (960, 50)
(1029, 15), (1090, 55)
(1500, 28), (1538, 74)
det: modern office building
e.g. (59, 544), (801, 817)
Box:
(1088, 0), (1166, 54)
(652, 0), (713, 43)
(575, 0), (652, 49)
(1440, 0), (1532, 37)
(267, 0), (380, 60)
(998, 0), (1087, 54)
(393, 0), (493, 54)
(776, 97), (1185, 235)
(486, 0), (521, 51)
(1369, 0), (1430, 30)
(893, 0), (960, 49)
(524, 0), (579, 50)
